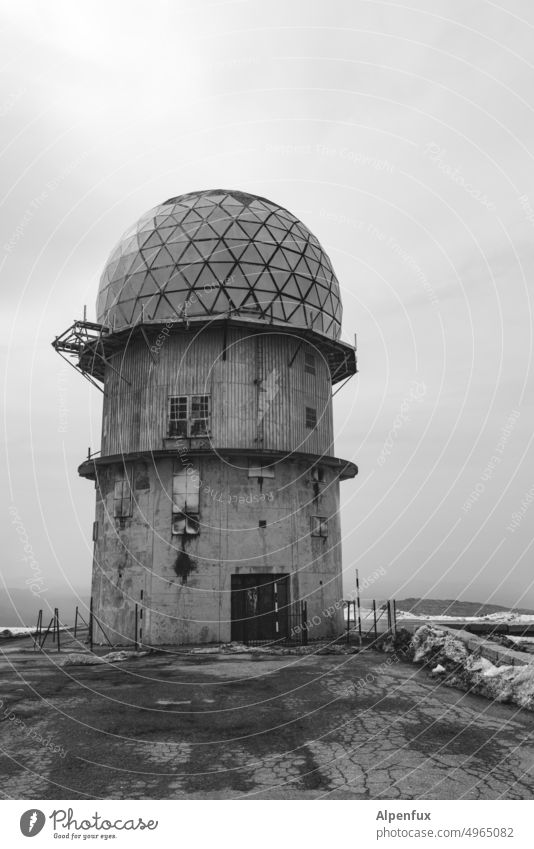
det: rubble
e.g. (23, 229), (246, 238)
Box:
(62, 650), (149, 666)
(411, 624), (534, 710)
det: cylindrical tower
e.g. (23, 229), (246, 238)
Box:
(53, 189), (357, 645)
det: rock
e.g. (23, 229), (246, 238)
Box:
(62, 653), (105, 666)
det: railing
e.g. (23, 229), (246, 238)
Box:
(34, 607), (62, 652)
(345, 598), (399, 645)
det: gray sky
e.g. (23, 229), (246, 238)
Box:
(2, 0), (534, 611)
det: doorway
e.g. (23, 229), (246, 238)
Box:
(231, 573), (289, 642)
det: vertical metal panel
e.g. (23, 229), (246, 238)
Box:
(102, 327), (335, 458)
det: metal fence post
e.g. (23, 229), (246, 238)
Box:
(301, 601), (308, 646)
(89, 597), (94, 652)
(356, 571), (362, 640)
(373, 599), (377, 642)
(33, 610), (42, 651)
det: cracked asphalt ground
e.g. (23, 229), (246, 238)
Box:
(0, 647), (533, 799)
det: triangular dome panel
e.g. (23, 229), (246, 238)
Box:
(97, 189), (342, 341)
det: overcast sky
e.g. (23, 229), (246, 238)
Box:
(2, 0), (534, 616)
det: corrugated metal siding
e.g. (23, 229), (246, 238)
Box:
(101, 328), (334, 457)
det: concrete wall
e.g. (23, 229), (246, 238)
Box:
(91, 455), (345, 645)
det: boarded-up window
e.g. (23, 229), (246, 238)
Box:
(248, 461), (275, 478)
(113, 468), (132, 518)
(311, 516), (328, 538)
(172, 464), (200, 535)
(305, 406), (317, 429)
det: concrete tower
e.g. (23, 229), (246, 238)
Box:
(53, 189), (357, 646)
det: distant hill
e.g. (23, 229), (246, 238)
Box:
(0, 588), (90, 627)
(395, 598), (534, 617)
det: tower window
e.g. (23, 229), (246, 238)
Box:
(311, 516), (328, 538)
(113, 468), (132, 518)
(190, 394), (210, 436)
(168, 396), (188, 437)
(305, 406), (317, 429)
(259, 520), (267, 528)
(312, 466), (325, 482)
(172, 463), (200, 535)
(168, 394), (210, 438)
(304, 351), (316, 375)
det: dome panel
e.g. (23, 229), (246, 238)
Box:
(97, 189), (342, 340)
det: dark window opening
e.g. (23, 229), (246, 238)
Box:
(305, 406), (317, 429)
(259, 519), (267, 528)
(304, 351), (316, 375)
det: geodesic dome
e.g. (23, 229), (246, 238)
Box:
(96, 189), (342, 340)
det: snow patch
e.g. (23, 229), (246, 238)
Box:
(411, 625), (534, 710)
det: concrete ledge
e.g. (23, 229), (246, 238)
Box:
(439, 626), (533, 668)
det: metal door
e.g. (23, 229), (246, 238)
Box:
(231, 573), (289, 642)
